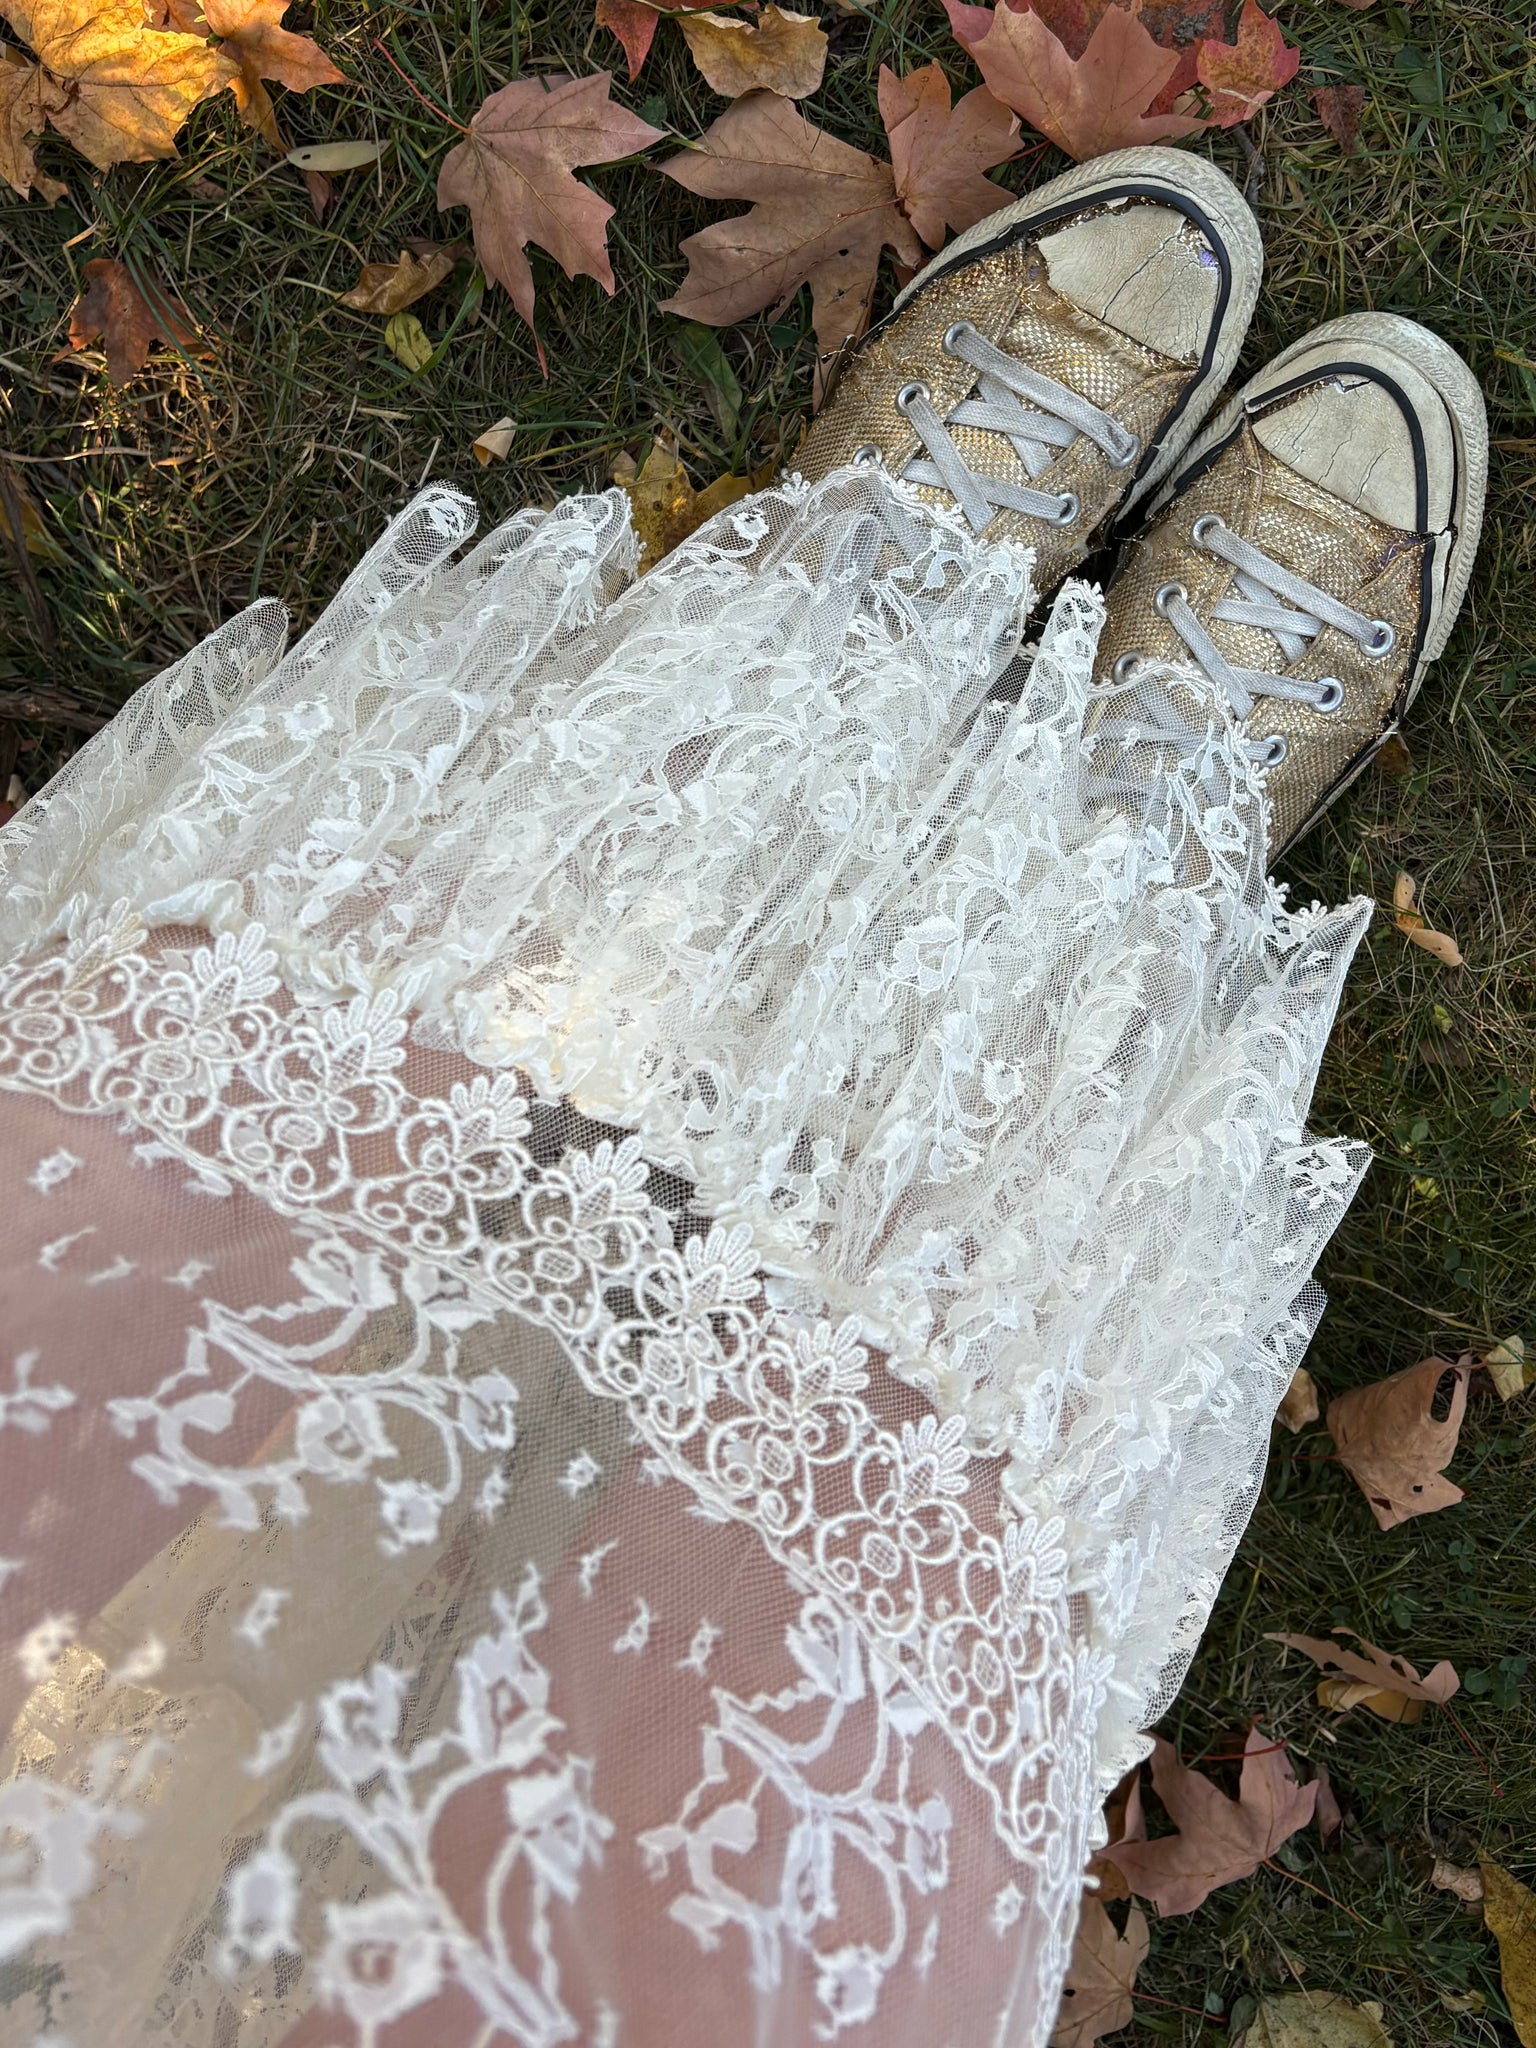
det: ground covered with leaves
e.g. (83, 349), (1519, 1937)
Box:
(2, 0), (1535, 2040)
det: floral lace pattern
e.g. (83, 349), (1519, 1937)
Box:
(0, 470), (1371, 2045)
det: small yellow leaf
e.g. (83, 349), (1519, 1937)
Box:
(1316, 1676), (1425, 1723)
(679, 4), (828, 99)
(471, 416), (516, 464)
(1392, 872), (1462, 965)
(287, 138), (385, 171)
(614, 435), (762, 571)
(0, 469), (63, 560)
(382, 311), (432, 372)
(1393, 870), (1416, 915)
(1276, 1364), (1320, 1432)
(1484, 1335), (1529, 1404)
(1237, 1990), (1393, 2048)
(1481, 1860), (1536, 2048)
(340, 247), (455, 315)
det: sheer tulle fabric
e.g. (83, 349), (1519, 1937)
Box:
(0, 469), (1368, 2046)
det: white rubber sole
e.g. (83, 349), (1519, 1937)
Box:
(892, 146), (1264, 510)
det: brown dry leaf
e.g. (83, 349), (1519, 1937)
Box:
(1087, 1764), (1145, 1902)
(192, 0), (345, 148)
(1393, 871), (1463, 966)
(1050, 1898), (1149, 2047)
(659, 92), (922, 362)
(1237, 1991), (1393, 2048)
(942, 0), (1203, 162)
(340, 247), (456, 316)
(1194, 0), (1300, 127)
(1375, 731), (1412, 776)
(0, 466), (62, 559)
(1276, 1364), (1320, 1432)
(1481, 1861), (1536, 2047)
(1313, 82), (1365, 153)
(1482, 1335), (1528, 1404)
(1100, 1726), (1317, 1916)
(68, 256), (204, 384)
(0, 43), (68, 200)
(595, 0), (662, 81)
(437, 72), (666, 340)
(471, 416), (517, 464)
(1429, 1857), (1484, 1904)
(1, 0), (226, 169)
(679, 5), (828, 100)
(878, 61), (1019, 250)
(1312, 1763), (1343, 1844)
(1327, 1352), (1470, 1529)
(300, 164), (332, 216)
(1266, 1628), (1460, 1724)
(613, 436), (760, 570)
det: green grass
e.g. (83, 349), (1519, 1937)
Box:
(2, 0), (1535, 2039)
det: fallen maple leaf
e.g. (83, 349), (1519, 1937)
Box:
(878, 61), (1019, 250)
(1276, 1363), (1320, 1432)
(1312, 1762), (1343, 1844)
(1100, 1725), (1317, 1916)
(1, 0), (226, 169)
(339, 247), (456, 315)
(1087, 1763), (1144, 1902)
(1050, 1897), (1149, 2047)
(1195, 0), (1299, 127)
(0, 43), (67, 200)
(1265, 1628), (1460, 1723)
(1393, 870), (1463, 966)
(1237, 1991), (1393, 2048)
(596, 0), (662, 81)
(437, 72), (666, 340)
(68, 255), (203, 384)
(1313, 82), (1365, 153)
(1327, 1352), (1470, 1529)
(660, 91), (922, 361)
(679, 5), (828, 100)
(192, 0), (344, 148)
(613, 435), (765, 570)
(1480, 1861), (1536, 2048)
(942, 0), (1203, 161)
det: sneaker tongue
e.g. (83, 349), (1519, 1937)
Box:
(1037, 204), (1214, 365)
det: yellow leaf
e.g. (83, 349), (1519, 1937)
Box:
(287, 137), (384, 170)
(1276, 1364), (1320, 1432)
(340, 247), (456, 315)
(471, 416), (516, 464)
(613, 436), (764, 571)
(1238, 1991), (1393, 2048)
(4, 0), (227, 169)
(1481, 1860), (1536, 2048)
(382, 311), (432, 372)
(0, 466), (63, 559)
(1482, 1336), (1528, 1404)
(679, 4), (828, 99)
(1392, 871), (1463, 965)
(0, 44), (68, 200)
(1316, 1676), (1425, 1723)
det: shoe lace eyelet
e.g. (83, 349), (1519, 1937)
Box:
(895, 380), (931, 414)
(1314, 676), (1345, 714)
(1106, 430), (1141, 471)
(1260, 734), (1288, 767)
(1363, 619), (1396, 658)
(942, 321), (976, 354)
(1051, 492), (1080, 528)
(1110, 652), (1142, 684)
(1190, 513), (1225, 546)
(1153, 581), (1187, 617)
(852, 443), (882, 467)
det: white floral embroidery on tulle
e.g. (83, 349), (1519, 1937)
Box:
(220, 1565), (613, 2047)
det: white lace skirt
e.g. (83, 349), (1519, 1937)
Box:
(0, 469), (1368, 2046)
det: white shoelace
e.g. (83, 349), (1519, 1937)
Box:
(1125, 513), (1397, 764)
(882, 321), (1141, 535)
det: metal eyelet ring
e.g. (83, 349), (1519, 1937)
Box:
(942, 321), (976, 354)
(1153, 581), (1188, 616)
(1052, 492), (1080, 527)
(852, 443), (882, 467)
(1190, 513), (1225, 546)
(1111, 652), (1143, 684)
(895, 380), (931, 413)
(1314, 676), (1345, 714)
(1260, 734), (1288, 767)
(1364, 619), (1396, 658)
(1106, 430), (1142, 471)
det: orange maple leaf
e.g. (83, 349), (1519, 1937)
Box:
(1, 0), (224, 169)
(878, 61), (1019, 251)
(595, 0), (662, 81)
(1195, 0), (1299, 126)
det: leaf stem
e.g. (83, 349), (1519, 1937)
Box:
(371, 36), (470, 134)
(1261, 1858), (1370, 1925)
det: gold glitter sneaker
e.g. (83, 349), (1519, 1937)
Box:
(795, 146), (1262, 597)
(1095, 313), (1488, 857)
